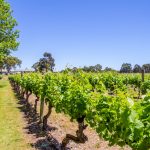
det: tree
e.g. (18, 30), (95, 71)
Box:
(120, 63), (132, 73)
(133, 64), (142, 73)
(94, 64), (102, 72)
(82, 64), (102, 72)
(82, 66), (90, 72)
(32, 62), (40, 72)
(4, 56), (21, 73)
(32, 52), (55, 72)
(88, 66), (95, 72)
(0, 0), (19, 57)
(104, 67), (116, 72)
(142, 64), (150, 73)
(43, 52), (55, 71)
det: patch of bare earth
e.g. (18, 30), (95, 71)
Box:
(16, 93), (131, 150)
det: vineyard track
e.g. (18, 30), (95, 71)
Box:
(0, 77), (33, 150)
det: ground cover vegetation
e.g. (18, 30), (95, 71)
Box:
(0, 77), (33, 150)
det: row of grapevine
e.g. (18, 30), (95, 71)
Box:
(9, 71), (150, 149)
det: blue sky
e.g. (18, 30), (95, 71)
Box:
(8, 0), (150, 71)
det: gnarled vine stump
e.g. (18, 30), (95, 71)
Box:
(61, 116), (88, 148)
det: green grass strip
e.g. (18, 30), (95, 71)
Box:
(0, 77), (32, 150)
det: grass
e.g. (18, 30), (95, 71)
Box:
(0, 77), (32, 150)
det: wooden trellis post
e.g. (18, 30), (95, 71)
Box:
(141, 69), (145, 82)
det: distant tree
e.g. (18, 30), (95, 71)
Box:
(72, 67), (78, 72)
(4, 56), (22, 73)
(133, 64), (142, 73)
(104, 67), (116, 72)
(94, 64), (102, 72)
(43, 52), (55, 71)
(38, 58), (48, 72)
(142, 64), (150, 73)
(88, 66), (95, 72)
(32, 52), (55, 72)
(0, 0), (19, 58)
(83, 66), (90, 72)
(32, 62), (40, 72)
(82, 64), (102, 72)
(120, 63), (132, 73)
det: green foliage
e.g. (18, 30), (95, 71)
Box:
(88, 73), (106, 92)
(128, 75), (142, 89)
(0, 0), (19, 55)
(101, 73), (127, 94)
(0, 0), (20, 73)
(87, 93), (145, 149)
(141, 81), (150, 94)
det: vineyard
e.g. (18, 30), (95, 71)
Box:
(8, 71), (150, 150)
(1, 0), (150, 149)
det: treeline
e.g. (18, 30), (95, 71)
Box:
(31, 53), (116, 73)
(31, 52), (150, 74)
(70, 63), (150, 73)
(81, 63), (150, 73)
(82, 64), (116, 72)
(60, 63), (150, 73)
(120, 63), (150, 73)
